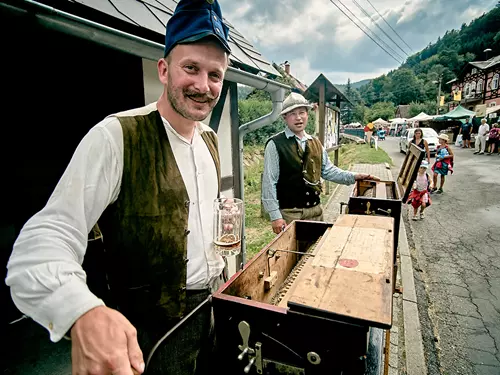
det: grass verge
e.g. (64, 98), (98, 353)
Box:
(244, 142), (393, 260)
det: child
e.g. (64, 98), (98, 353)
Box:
(407, 160), (432, 220)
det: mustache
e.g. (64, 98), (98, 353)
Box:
(184, 90), (217, 101)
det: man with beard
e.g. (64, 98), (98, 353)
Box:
(6, 0), (231, 374)
(262, 93), (379, 234)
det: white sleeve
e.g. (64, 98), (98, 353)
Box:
(5, 117), (123, 342)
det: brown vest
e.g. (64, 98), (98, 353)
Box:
(97, 110), (220, 327)
(267, 131), (323, 209)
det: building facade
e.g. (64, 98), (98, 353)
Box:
(449, 55), (500, 115)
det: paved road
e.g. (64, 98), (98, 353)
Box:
(380, 136), (500, 375)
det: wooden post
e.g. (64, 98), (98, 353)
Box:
(335, 97), (341, 167)
(260, 173), (270, 221)
(318, 81), (326, 145)
(319, 82), (327, 194)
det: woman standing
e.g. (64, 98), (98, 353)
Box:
(486, 123), (499, 155)
(431, 134), (454, 194)
(412, 128), (431, 163)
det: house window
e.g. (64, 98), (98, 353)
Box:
(492, 74), (499, 90)
(489, 102), (497, 107)
(470, 81), (476, 94)
(465, 83), (470, 96)
(471, 68), (477, 75)
(477, 79), (483, 94)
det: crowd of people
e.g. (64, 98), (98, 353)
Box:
(458, 118), (500, 155)
(402, 116), (498, 221)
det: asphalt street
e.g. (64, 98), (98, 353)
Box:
(380, 136), (500, 375)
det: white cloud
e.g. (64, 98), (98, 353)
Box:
(219, 0), (494, 85)
(394, 0), (428, 24)
(286, 57), (391, 85)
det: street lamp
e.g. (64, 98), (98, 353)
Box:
(432, 76), (442, 115)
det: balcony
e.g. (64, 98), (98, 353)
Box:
(460, 91), (483, 104)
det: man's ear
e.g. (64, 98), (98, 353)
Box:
(158, 58), (168, 85)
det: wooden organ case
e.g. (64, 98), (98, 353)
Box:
(213, 215), (394, 375)
(346, 143), (425, 286)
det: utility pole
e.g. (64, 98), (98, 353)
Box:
(433, 76), (442, 115)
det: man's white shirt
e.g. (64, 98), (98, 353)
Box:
(6, 103), (224, 341)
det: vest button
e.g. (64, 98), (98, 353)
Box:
(185, 200), (190, 208)
(315, 191), (319, 195)
(185, 229), (190, 236)
(306, 192), (309, 195)
(183, 257), (189, 263)
(306, 202), (310, 206)
(302, 170), (306, 174)
(179, 286), (186, 292)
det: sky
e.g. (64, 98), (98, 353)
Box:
(218, 0), (498, 85)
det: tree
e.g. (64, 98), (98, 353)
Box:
(352, 6), (500, 108)
(352, 104), (368, 124)
(390, 69), (424, 105)
(340, 78), (354, 124)
(408, 101), (438, 117)
(365, 102), (396, 123)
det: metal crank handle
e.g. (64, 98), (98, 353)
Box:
(238, 347), (249, 360)
(244, 357), (256, 373)
(377, 208), (392, 215)
(238, 321), (255, 358)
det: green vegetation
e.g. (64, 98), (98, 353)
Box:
(244, 142), (392, 260)
(243, 145), (275, 259)
(239, 98), (316, 145)
(331, 143), (393, 169)
(340, 6), (500, 123)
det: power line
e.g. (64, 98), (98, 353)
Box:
(335, 0), (406, 62)
(365, 0), (414, 53)
(351, 0), (409, 57)
(328, 0), (403, 65)
(332, 0), (406, 63)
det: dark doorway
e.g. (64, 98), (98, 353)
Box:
(1, 10), (145, 374)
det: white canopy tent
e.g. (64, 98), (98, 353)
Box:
(407, 112), (435, 122)
(373, 118), (390, 125)
(345, 122), (362, 127)
(389, 118), (407, 124)
(486, 105), (500, 119)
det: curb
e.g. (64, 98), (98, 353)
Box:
(399, 216), (427, 375)
(384, 147), (426, 375)
(388, 154), (427, 375)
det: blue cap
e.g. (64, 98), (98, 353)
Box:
(164, 0), (231, 57)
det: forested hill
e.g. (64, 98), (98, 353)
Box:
(343, 5), (500, 123)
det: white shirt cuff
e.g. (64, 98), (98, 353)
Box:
(33, 277), (105, 342)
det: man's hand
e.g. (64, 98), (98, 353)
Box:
(71, 306), (144, 375)
(271, 219), (286, 234)
(354, 173), (381, 181)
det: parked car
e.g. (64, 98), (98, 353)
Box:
(399, 127), (439, 156)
